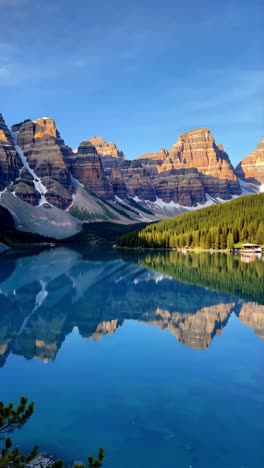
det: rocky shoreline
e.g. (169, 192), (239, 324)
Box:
(25, 456), (54, 467)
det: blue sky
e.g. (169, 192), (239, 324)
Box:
(0, 0), (263, 165)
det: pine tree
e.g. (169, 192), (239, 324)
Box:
(116, 193), (264, 250)
(88, 448), (105, 468)
(227, 231), (234, 250)
(0, 397), (105, 467)
(0, 396), (38, 467)
(255, 223), (264, 245)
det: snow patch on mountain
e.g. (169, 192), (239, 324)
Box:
(12, 131), (49, 206)
(0, 187), (7, 201)
(133, 195), (219, 216)
(238, 178), (260, 195)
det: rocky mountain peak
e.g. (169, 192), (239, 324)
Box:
(137, 148), (169, 161)
(70, 139), (114, 200)
(77, 140), (98, 155)
(153, 303), (233, 350)
(0, 130), (8, 143)
(0, 113), (13, 145)
(238, 303), (264, 341)
(178, 127), (212, 142)
(235, 137), (264, 185)
(15, 117), (61, 147)
(169, 127), (237, 181)
(172, 127), (215, 154)
(0, 109), (262, 229)
(0, 114), (22, 190)
(89, 136), (125, 159)
(156, 148), (169, 159)
(89, 136), (106, 147)
(32, 117), (58, 139)
(256, 138), (264, 151)
(12, 117), (73, 193)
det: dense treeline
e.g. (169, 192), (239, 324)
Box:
(116, 193), (264, 249)
(134, 251), (264, 304)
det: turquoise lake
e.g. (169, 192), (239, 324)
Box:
(0, 247), (264, 467)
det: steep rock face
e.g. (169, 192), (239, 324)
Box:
(99, 155), (121, 178)
(0, 295), (27, 368)
(70, 141), (114, 200)
(109, 167), (127, 199)
(92, 320), (120, 341)
(0, 114), (13, 145)
(15, 117), (73, 159)
(169, 129), (235, 178)
(119, 161), (206, 207)
(0, 114), (22, 190)
(89, 137), (126, 180)
(2, 112), (260, 220)
(136, 149), (169, 181)
(41, 177), (72, 210)
(137, 148), (169, 168)
(10, 181), (41, 206)
(235, 139), (264, 185)
(156, 169), (206, 205)
(89, 136), (125, 159)
(167, 128), (241, 199)
(238, 302), (264, 341)
(120, 160), (156, 201)
(131, 128), (241, 205)
(14, 118), (73, 191)
(120, 161), (207, 207)
(151, 303), (234, 349)
(14, 308), (68, 362)
(20, 167), (34, 181)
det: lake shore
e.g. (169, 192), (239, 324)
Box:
(114, 246), (234, 253)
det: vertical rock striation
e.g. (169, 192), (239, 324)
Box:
(13, 117), (73, 191)
(0, 114), (22, 189)
(89, 136), (125, 160)
(235, 139), (264, 185)
(238, 303), (264, 341)
(1, 111), (261, 219)
(134, 128), (241, 205)
(169, 129), (236, 179)
(70, 140), (114, 200)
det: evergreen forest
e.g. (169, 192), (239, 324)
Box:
(116, 193), (264, 250)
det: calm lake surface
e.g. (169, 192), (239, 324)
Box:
(0, 247), (264, 468)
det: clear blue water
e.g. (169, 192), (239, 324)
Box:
(0, 247), (264, 467)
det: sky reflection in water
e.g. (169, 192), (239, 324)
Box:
(0, 247), (264, 468)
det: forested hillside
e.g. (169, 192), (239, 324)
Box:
(116, 193), (264, 249)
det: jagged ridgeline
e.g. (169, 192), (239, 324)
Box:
(116, 193), (264, 249)
(1, 112), (264, 242)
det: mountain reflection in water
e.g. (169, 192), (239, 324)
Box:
(0, 247), (264, 367)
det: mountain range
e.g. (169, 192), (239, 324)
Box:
(0, 112), (263, 239)
(1, 248), (263, 367)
